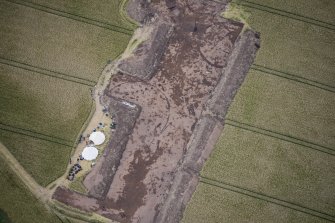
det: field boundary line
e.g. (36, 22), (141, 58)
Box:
(4, 0), (133, 36)
(0, 57), (96, 87)
(225, 119), (335, 156)
(199, 176), (335, 222)
(251, 64), (335, 93)
(0, 125), (73, 147)
(239, 0), (335, 31)
(0, 142), (49, 204)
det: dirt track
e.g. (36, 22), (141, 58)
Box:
(52, 0), (260, 222)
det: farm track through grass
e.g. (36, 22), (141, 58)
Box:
(251, 64), (335, 93)
(200, 176), (335, 222)
(0, 0), (134, 220)
(239, 0), (335, 31)
(0, 0), (133, 187)
(0, 129), (73, 185)
(225, 119), (335, 156)
(0, 155), (62, 223)
(0, 57), (96, 87)
(5, 0), (133, 36)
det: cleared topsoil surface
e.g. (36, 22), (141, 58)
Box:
(52, 0), (251, 222)
(0, 0), (133, 186)
(183, 0), (335, 222)
(105, 5), (242, 221)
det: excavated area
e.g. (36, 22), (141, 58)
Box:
(52, 0), (260, 222)
(101, 21), (242, 223)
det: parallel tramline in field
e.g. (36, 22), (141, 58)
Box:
(0, 0), (135, 221)
(0, 0), (131, 81)
(0, 0), (134, 187)
(227, 70), (335, 148)
(28, 0), (137, 30)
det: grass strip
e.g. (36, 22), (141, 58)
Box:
(0, 57), (95, 87)
(5, 0), (133, 36)
(225, 119), (335, 156)
(200, 176), (335, 222)
(0, 126), (73, 147)
(238, 0), (335, 31)
(251, 65), (335, 93)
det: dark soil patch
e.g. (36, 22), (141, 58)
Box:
(105, 142), (164, 222)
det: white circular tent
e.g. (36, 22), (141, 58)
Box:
(89, 131), (105, 145)
(82, 146), (98, 161)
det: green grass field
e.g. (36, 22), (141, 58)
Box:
(0, 129), (72, 186)
(202, 126), (335, 214)
(241, 0), (335, 24)
(183, 0), (335, 222)
(227, 70), (335, 148)
(29, 0), (137, 29)
(0, 155), (61, 223)
(0, 65), (92, 141)
(0, 0), (133, 186)
(182, 183), (329, 223)
(0, 0), (131, 81)
(244, 9), (335, 86)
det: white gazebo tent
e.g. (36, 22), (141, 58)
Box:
(82, 146), (98, 161)
(89, 131), (105, 145)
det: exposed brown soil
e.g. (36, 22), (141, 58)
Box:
(83, 97), (141, 199)
(53, 187), (99, 212)
(52, 0), (260, 222)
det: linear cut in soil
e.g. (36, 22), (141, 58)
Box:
(52, 0), (260, 222)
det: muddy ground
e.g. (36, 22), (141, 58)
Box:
(52, 0), (260, 222)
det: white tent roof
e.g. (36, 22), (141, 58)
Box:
(82, 146), (98, 161)
(89, 131), (105, 145)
